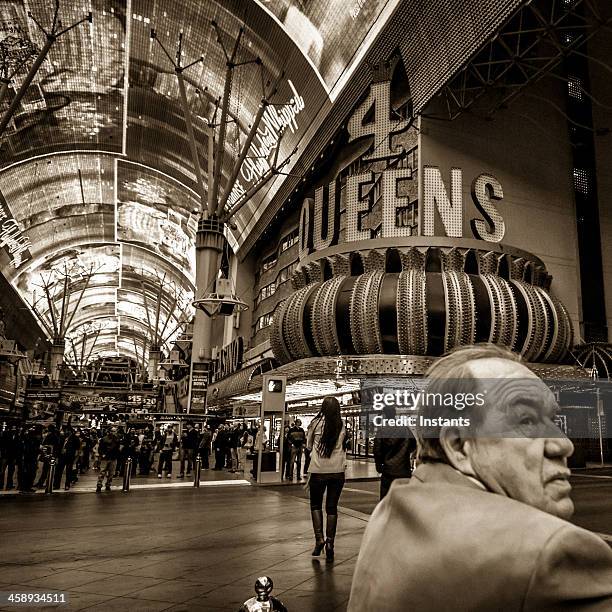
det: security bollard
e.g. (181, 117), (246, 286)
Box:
(194, 455), (202, 487)
(45, 457), (56, 494)
(238, 576), (288, 612)
(122, 457), (132, 492)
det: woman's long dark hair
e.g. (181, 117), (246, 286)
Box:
(316, 396), (343, 458)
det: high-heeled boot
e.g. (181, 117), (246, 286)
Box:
(311, 509), (325, 556)
(325, 513), (337, 561)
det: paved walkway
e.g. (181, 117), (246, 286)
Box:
(0, 484), (367, 611)
(2, 465), (610, 611)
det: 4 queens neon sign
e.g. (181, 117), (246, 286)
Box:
(298, 80), (506, 260)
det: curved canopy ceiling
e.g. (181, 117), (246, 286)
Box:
(0, 0), (399, 362)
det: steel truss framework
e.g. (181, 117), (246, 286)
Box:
(427, 0), (611, 120)
(151, 22), (298, 223)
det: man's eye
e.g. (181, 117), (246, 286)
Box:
(519, 416), (536, 426)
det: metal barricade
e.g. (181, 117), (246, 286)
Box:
(45, 457), (56, 494)
(194, 455), (202, 487)
(122, 457), (132, 492)
(238, 576), (287, 611)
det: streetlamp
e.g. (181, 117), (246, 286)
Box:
(590, 361), (605, 467)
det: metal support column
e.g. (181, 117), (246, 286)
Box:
(187, 217), (226, 413)
(596, 387), (604, 467)
(148, 345), (161, 381)
(50, 339), (65, 383)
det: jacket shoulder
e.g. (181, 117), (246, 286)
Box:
(523, 524), (612, 611)
(349, 478), (583, 611)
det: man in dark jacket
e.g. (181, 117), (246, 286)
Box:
(198, 426), (212, 469)
(286, 420), (307, 480)
(374, 406), (416, 499)
(179, 421), (200, 478)
(18, 426), (42, 493)
(138, 428), (154, 475)
(118, 427), (137, 477)
(228, 423), (241, 472)
(0, 425), (20, 490)
(213, 425), (227, 470)
(96, 427), (120, 492)
(54, 427), (80, 491)
(35, 424), (62, 489)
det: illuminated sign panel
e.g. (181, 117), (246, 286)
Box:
(0, 0), (125, 167)
(190, 362), (210, 414)
(63, 390), (158, 412)
(256, 0), (400, 96)
(228, 80), (305, 207)
(211, 337), (244, 383)
(262, 373), (286, 412)
(299, 78), (417, 258)
(300, 169), (505, 259)
(0, 202), (30, 268)
(117, 161), (198, 283)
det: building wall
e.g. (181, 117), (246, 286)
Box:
(251, 210), (301, 347)
(419, 80), (581, 336)
(590, 29), (612, 341)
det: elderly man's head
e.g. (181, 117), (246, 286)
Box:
(415, 344), (574, 519)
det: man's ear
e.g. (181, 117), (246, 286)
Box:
(439, 426), (477, 477)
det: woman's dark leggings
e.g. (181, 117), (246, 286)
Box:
(309, 473), (345, 513)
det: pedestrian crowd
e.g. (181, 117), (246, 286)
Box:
(0, 419), (258, 493)
(211, 422), (258, 473)
(0, 423), (96, 493)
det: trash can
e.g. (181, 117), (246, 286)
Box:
(249, 451), (277, 475)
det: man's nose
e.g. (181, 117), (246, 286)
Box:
(544, 430), (574, 459)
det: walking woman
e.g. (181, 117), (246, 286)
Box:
(306, 396), (348, 561)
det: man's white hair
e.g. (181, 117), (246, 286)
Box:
(415, 343), (521, 464)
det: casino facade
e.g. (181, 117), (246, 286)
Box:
(0, 0), (610, 463)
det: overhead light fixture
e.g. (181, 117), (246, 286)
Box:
(235, 378), (361, 402)
(193, 279), (248, 318)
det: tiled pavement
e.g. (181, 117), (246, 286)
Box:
(0, 484), (368, 611)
